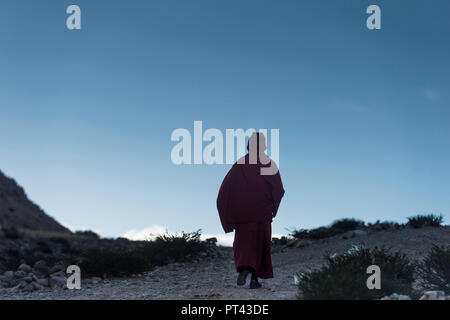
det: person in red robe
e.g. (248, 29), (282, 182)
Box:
(217, 132), (285, 289)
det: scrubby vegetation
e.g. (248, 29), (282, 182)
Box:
(417, 245), (450, 293)
(291, 218), (365, 240)
(406, 214), (443, 229)
(78, 231), (208, 277)
(290, 214), (444, 240)
(79, 248), (149, 277)
(74, 230), (100, 239)
(296, 245), (418, 300)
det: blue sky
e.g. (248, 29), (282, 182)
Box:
(1, 1), (449, 244)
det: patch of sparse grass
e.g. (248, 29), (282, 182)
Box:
(296, 245), (417, 300)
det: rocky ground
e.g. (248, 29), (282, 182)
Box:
(1, 226), (449, 300)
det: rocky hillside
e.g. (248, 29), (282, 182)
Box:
(0, 170), (70, 233)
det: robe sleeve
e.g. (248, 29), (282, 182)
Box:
(216, 167), (234, 233)
(264, 163), (285, 217)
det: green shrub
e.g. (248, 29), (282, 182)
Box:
(291, 218), (365, 240)
(417, 245), (450, 293)
(79, 231), (207, 277)
(75, 230), (100, 239)
(79, 248), (149, 277)
(330, 218), (365, 233)
(367, 220), (401, 231)
(296, 245), (417, 300)
(406, 214), (443, 228)
(141, 230), (206, 266)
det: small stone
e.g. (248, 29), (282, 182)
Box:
(31, 281), (43, 291)
(89, 277), (102, 284)
(23, 276), (33, 283)
(18, 264), (32, 273)
(390, 293), (399, 299)
(49, 276), (66, 288)
(51, 271), (66, 278)
(37, 279), (49, 287)
(295, 239), (312, 248)
(14, 270), (28, 279)
(398, 295), (411, 300)
(205, 237), (218, 245)
(33, 260), (49, 275)
(22, 283), (34, 292)
(352, 230), (367, 237)
(420, 290), (446, 300)
(50, 263), (65, 274)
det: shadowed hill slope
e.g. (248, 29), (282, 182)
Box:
(0, 170), (70, 233)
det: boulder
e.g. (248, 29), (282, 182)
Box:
(14, 270), (28, 279)
(33, 260), (49, 275)
(31, 281), (43, 291)
(18, 264), (32, 273)
(205, 237), (218, 245)
(419, 291), (447, 300)
(342, 230), (368, 239)
(37, 278), (49, 287)
(23, 276), (33, 283)
(49, 276), (66, 288)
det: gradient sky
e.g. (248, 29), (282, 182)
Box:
(1, 0), (449, 244)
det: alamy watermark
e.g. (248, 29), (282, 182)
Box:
(63, 4), (381, 31)
(171, 121), (280, 175)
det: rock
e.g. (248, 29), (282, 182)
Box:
(50, 262), (65, 274)
(419, 291), (446, 300)
(22, 283), (34, 292)
(49, 276), (66, 288)
(37, 278), (49, 287)
(286, 239), (297, 247)
(205, 237), (217, 245)
(398, 294), (411, 300)
(6, 284), (21, 293)
(23, 276), (33, 283)
(18, 264), (32, 273)
(342, 230), (367, 239)
(50, 271), (66, 278)
(33, 260), (49, 275)
(353, 230), (367, 237)
(3, 271), (14, 279)
(14, 270), (28, 279)
(89, 277), (102, 284)
(31, 281), (43, 291)
(295, 239), (312, 248)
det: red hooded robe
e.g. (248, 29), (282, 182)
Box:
(217, 152), (285, 279)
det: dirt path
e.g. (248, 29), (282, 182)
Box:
(1, 227), (449, 300)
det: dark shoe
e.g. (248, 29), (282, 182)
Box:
(237, 269), (250, 286)
(250, 278), (262, 289)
